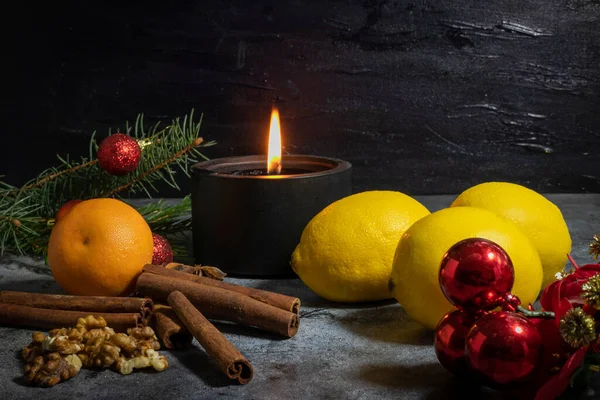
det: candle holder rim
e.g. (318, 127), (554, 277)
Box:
(191, 154), (351, 179)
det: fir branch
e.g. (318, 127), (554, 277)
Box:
(0, 190), (50, 256)
(171, 244), (189, 258)
(0, 110), (214, 258)
(152, 218), (193, 236)
(102, 137), (204, 198)
(135, 196), (192, 235)
(5, 160), (99, 196)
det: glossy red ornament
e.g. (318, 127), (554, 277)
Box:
(152, 233), (173, 265)
(97, 133), (141, 176)
(434, 309), (485, 376)
(465, 311), (543, 388)
(439, 238), (514, 310)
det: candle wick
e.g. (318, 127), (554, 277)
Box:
(267, 159), (282, 175)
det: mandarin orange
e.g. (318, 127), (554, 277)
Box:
(47, 198), (153, 296)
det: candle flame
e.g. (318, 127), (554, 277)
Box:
(267, 108), (282, 175)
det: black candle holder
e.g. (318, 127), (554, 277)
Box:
(190, 155), (352, 277)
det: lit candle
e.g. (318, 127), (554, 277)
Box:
(267, 108), (282, 175)
(190, 107), (352, 276)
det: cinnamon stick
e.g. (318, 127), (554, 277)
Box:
(143, 264), (301, 314)
(0, 291), (153, 323)
(0, 303), (142, 333)
(136, 273), (299, 337)
(168, 291), (253, 384)
(153, 304), (193, 349)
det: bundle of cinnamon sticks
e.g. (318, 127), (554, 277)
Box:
(0, 291), (152, 332)
(0, 263), (301, 385)
(136, 264), (301, 384)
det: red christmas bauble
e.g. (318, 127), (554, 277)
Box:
(465, 311), (543, 388)
(152, 233), (173, 265)
(434, 309), (485, 376)
(97, 133), (141, 176)
(439, 238), (514, 310)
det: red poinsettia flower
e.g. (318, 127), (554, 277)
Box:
(540, 256), (600, 312)
(531, 255), (600, 400)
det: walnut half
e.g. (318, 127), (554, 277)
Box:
(42, 334), (83, 355)
(114, 349), (169, 375)
(24, 352), (82, 387)
(22, 332), (47, 363)
(76, 315), (107, 330)
(79, 336), (121, 369)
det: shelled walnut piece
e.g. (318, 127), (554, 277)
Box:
(24, 353), (82, 387)
(21, 315), (168, 387)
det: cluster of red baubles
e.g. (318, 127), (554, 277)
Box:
(434, 238), (543, 389)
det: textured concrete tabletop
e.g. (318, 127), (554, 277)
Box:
(1, 194), (599, 400)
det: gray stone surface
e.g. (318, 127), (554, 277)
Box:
(0, 194), (599, 400)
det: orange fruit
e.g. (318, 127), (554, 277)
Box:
(48, 198), (154, 296)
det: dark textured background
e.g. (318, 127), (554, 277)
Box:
(7, 0), (600, 195)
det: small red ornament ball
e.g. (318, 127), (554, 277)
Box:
(465, 311), (543, 388)
(434, 309), (485, 376)
(439, 238), (514, 310)
(97, 133), (141, 176)
(152, 233), (173, 265)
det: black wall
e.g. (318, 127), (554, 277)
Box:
(8, 0), (600, 195)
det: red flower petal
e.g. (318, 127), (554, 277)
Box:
(533, 346), (588, 400)
(553, 279), (565, 315)
(540, 266), (600, 312)
(554, 298), (573, 327)
(540, 280), (560, 310)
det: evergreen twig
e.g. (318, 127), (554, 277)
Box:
(0, 110), (214, 258)
(7, 160), (99, 196)
(135, 196), (193, 235)
(102, 138), (204, 198)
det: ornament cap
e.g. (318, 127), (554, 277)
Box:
(501, 293), (521, 312)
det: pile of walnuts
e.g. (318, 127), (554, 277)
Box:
(21, 315), (168, 387)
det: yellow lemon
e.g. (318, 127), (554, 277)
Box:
(291, 191), (430, 302)
(450, 182), (571, 288)
(390, 206), (542, 330)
